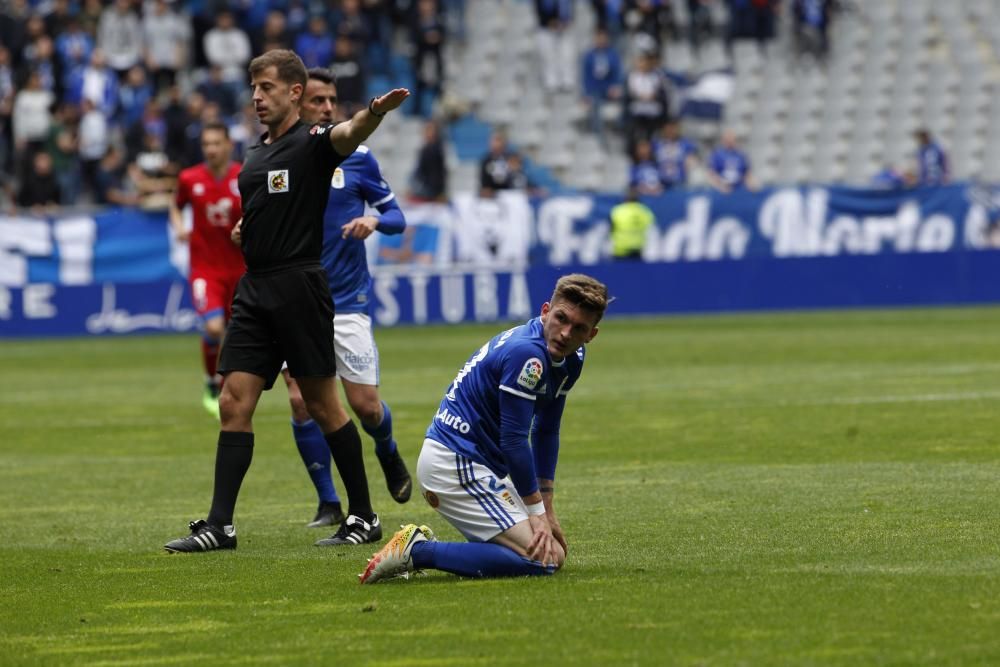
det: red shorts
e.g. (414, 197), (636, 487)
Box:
(190, 270), (242, 323)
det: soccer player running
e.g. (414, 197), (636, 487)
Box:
(358, 274), (608, 582)
(164, 49), (408, 553)
(168, 123), (244, 418)
(288, 67), (413, 533)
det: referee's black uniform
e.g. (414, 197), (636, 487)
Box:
(219, 121), (347, 388)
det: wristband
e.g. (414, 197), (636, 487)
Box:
(368, 97), (386, 118)
(525, 501), (546, 516)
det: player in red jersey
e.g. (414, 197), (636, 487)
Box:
(169, 122), (245, 417)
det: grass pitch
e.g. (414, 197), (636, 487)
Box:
(2, 307), (1000, 666)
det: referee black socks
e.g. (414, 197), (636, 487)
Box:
(207, 431), (254, 528)
(325, 420), (375, 521)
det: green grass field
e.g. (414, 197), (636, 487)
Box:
(3, 307), (1000, 666)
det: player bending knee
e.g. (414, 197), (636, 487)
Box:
(358, 274), (608, 583)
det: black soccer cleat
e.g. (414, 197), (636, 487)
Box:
(164, 519), (237, 553)
(376, 449), (412, 504)
(315, 514), (382, 546)
(307, 501), (346, 528)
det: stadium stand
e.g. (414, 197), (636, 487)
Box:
(1, 0), (999, 212)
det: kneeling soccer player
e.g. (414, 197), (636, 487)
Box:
(358, 274), (608, 583)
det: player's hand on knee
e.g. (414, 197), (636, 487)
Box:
(551, 540), (566, 569)
(548, 512), (568, 558)
(527, 514), (557, 566)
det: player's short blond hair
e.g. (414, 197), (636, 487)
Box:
(249, 49), (307, 89)
(550, 274), (609, 323)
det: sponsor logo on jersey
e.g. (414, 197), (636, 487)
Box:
(343, 351), (375, 371)
(332, 167), (345, 189)
(516, 357), (544, 390)
(435, 407), (471, 434)
(267, 170), (289, 193)
(205, 198), (233, 227)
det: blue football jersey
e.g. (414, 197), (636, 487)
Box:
(322, 145), (404, 313)
(709, 147), (750, 188)
(918, 143), (948, 185)
(654, 137), (697, 187)
(426, 317), (584, 487)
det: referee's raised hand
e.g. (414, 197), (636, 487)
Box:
(369, 89), (410, 116)
(330, 88), (410, 156)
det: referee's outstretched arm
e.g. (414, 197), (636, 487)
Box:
(329, 89), (410, 156)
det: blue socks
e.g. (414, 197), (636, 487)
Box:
(410, 541), (556, 578)
(291, 419), (340, 504)
(362, 401), (397, 457)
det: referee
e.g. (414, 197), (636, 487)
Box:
(165, 50), (409, 552)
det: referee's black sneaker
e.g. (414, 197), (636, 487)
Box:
(315, 514), (382, 546)
(376, 449), (412, 504)
(164, 519), (237, 553)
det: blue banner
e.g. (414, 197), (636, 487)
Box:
(6, 251), (1000, 337)
(1, 280), (197, 337)
(3, 183), (1000, 337)
(534, 183), (1000, 265)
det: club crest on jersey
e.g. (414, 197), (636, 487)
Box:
(517, 357), (544, 390)
(423, 490), (440, 508)
(268, 169), (289, 193)
(331, 167), (345, 189)
(229, 179), (240, 197)
(192, 182), (205, 196)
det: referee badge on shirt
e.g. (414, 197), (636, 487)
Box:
(331, 167), (345, 189)
(268, 170), (289, 194)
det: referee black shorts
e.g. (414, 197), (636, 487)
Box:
(218, 265), (336, 390)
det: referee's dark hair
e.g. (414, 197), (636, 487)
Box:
(202, 121), (230, 139)
(249, 49), (307, 89)
(307, 67), (337, 86)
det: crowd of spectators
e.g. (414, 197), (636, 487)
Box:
(573, 1), (774, 193)
(551, 2), (756, 192)
(1, 0), (949, 215)
(0, 0), (464, 212)
(573, 0), (945, 196)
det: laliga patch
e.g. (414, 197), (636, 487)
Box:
(331, 167), (345, 189)
(516, 357), (544, 391)
(309, 124), (330, 135)
(267, 169), (289, 194)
